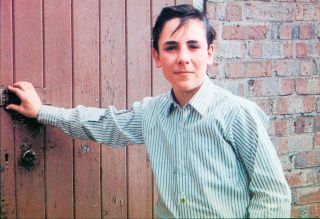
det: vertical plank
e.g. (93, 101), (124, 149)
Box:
(152, 0), (173, 96)
(0, 0), (16, 218)
(151, 2), (176, 217)
(44, 0), (73, 218)
(100, 0), (127, 218)
(73, 0), (101, 218)
(127, 0), (153, 218)
(13, 0), (45, 218)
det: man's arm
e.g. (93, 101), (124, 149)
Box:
(7, 81), (145, 146)
(228, 100), (291, 218)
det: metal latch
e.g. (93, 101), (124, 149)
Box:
(0, 86), (21, 108)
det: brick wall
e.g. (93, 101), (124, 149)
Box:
(206, 0), (320, 217)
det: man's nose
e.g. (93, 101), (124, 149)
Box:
(177, 48), (190, 65)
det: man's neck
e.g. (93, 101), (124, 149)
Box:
(172, 86), (201, 108)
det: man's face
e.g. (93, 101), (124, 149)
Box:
(152, 18), (214, 95)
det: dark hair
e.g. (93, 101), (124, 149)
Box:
(152, 4), (216, 53)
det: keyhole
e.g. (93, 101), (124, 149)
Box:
(5, 153), (9, 162)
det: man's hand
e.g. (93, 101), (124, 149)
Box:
(6, 82), (42, 119)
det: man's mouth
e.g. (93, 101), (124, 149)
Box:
(174, 71), (193, 74)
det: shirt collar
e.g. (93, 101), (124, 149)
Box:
(166, 76), (214, 117)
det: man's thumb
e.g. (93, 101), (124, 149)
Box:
(6, 104), (21, 112)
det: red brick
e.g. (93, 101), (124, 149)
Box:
(294, 151), (320, 168)
(283, 42), (293, 58)
(224, 3), (242, 21)
(246, 62), (272, 78)
(273, 60), (300, 76)
(274, 119), (288, 136)
(295, 117), (306, 134)
(245, 2), (294, 21)
(279, 155), (292, 171)
(273, 97), (289, 114)
(226, 62), (245, 78)
(304, 96), (316, 113)
(227, 62), (272, 79)
(285, 170), (315, 188)
(300, 59), (316, 76)
(297, 0), (319, 2)
(300, 24), (314, 39)
(206, 2), (217, 21)
(310, 204), (320, 218)
(279, 24), (292, 39)
(282, 79), (294, 95)
(291, 207), (300, 218)
(314, 133), (320, 147)
(296, 77), (320, 95)
(298, 188), (320, 204)
(296, 42), (309, 58)
(222, 25), (269, 40)
(239, 82), (244, 97)
(255, 99), (271, 115)
(296, 3), (320, 21)
(273, 137), (289, 155)
(314, 116), (320, 132)
(249, 41), (262, 58)
(248, 78), (293, 97)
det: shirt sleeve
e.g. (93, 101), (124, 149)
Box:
(37, 100), (147, 146)
(228, 101), (291, 218)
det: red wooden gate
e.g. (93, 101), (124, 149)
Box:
(1, 0), (193, 218)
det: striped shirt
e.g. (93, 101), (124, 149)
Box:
(38, 76), (291, 218)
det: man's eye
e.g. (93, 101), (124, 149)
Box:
(164, 46), (176, 51)
(189, 45), (200, 49)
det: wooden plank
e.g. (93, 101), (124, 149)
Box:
(0, 0), (16, 218)
(43, 0), (73, 218)
(73, 0), (101, 218)
(13, 0), (45, 218)
(152, 0), (173, 97)
(127, 0), (153, 218)
(100, 0), (127, 218)
(151, 2), (175, 217)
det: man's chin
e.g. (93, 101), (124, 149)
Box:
(174, 82), (200, 93)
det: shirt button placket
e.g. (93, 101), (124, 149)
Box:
(177, 108), (187, 216)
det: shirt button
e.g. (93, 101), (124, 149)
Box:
(180, 197), (187, 204)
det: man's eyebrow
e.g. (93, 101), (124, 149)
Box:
(163, 41), (178, 46)
(187, 40), (200, 44)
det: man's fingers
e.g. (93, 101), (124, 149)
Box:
(7, 85), (25, 99)
(6, 104), (22, 113)
(12, 81), (30, 90)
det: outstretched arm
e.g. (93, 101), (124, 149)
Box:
(7, 81), (146, 146)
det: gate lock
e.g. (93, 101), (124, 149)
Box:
(19, 142), (37, 169)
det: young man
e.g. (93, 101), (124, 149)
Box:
(7, 4), (291, 218)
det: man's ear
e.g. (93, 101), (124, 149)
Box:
(152, 48), (162, 68)
(207, 44), (215, 65)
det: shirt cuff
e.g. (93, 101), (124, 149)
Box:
(37, 105), (62, 126)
